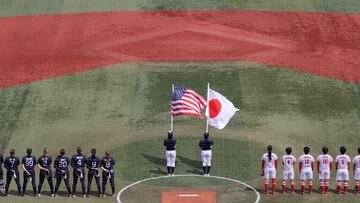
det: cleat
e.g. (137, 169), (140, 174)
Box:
(112, 193), (116, 197)
(38, 194), (41, 197)
(51, 194), (55, 197)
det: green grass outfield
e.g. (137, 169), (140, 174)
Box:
(1, 1), (360, 203)
(1, 0), (360, 17)
(1, 61), (360, 202)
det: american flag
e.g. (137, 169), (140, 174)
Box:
(172, 86), (206, 118)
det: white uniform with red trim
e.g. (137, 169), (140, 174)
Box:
(262, 153), (278, 179)
(336, 154), (351, 181)
(317, 154), (333, 180)
(299, 154), (315, 180)
(353, 155), (360, 180)
(282, 155), (296, 180)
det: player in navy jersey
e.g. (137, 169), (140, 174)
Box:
(54, 148), (71, 197)
(21, 148), (37, 196)
(100, 150), (115, 197)
(199, 132), (214, 176)
(37, 147), (54, 197)
(71, 147), (87, 198)
(86, 148), (101, 197)
(0, 153), (3, 181)
(164, 131), (176, 176)
(4, 149), (21, 196)
(0, 152), (4, 196)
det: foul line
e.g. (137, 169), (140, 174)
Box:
(117, 174), (260, 203)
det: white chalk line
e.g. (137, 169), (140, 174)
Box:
(117, 174), (260, 203)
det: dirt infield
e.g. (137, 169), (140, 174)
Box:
(1, 10), (360, 89)
(162, 190), (216, 203)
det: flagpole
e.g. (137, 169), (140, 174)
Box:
(170, 84), (174, 132)
(205, 83), (210, 133)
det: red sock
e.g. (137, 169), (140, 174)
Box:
(325, 182), (329, 193)
(337, 183), (342, 193)
(291, 181), (295, 193)
(265, 181), (269, 193)
(309, 181), (313, 193)
(272, 179), (276, 193)
(301, 182), (305, 194)
(320, 182), (324, 194)
(356, 182), (359, 193)
(282, 181), (286, 193)
(344, 183), (348, 193)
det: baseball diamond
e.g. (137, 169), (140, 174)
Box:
(1, 1), (360, 203)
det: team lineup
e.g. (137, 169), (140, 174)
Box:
(261, 145), (360, 195)
(0, 147), (115, 198)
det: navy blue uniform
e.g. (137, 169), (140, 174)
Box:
(199, 138), (214, 175)
(4, 156), (21, 195)
(37, 155), (54, 194)
(100, 157), (115, 195)
(164, 138), (176, 175)
(0, 154), (3, 180)
(71, 154), (86, 195)
(164, 138), (176, 150)
(54, 156), (71, 195)
(21, 155), (37, 195)
(199, 138), (214, 150)
(86, 155), (101, 195)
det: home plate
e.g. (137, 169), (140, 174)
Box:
(162, 191), (216, 203)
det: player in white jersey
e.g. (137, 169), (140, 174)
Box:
(281, 147), (296, 194)
(299, 146), (315, 194)
(316, 147), (333, 194)
(353, 148), (360, 193)
(335, 146), (351, 194)
(261, 145), (278, 194)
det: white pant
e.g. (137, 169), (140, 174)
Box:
(165, 150), (176, 167)
(355, 168), (360, 180)
(283, 169), (294, 181)
(319, 169), (331, 180)
(336, 169), (349, 181)
(264, 168), (276, 179)
(300, 168), (313, 180)
(201, 150), (212, 166)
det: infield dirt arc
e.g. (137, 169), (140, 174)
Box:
(1, 10), (360, 89)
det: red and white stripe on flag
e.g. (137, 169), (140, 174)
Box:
(172, 87), (206, 118)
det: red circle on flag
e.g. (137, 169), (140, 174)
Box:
(209, 99), (222, 118)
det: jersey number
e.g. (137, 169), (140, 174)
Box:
(59, 160), (67, 167)
(106, 162), (111, 168)
(341, 159), (345, 165)
(92, 162), (97, 168)
(77, 159), (82, 166)
(304, 159), (310, 164)
(322, 159), (328, 164)
(25, 159), (33, 167)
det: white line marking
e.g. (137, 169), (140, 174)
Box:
(116, 174), (260, 203)
(179, 194), (199, 197)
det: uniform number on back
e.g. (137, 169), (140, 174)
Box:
(25, 159), (33, 167)
(59, 160), (67, 167)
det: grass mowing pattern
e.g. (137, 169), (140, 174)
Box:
(0, 61), (359, 203)
(115, 137), (264, 182)
(1, 0), (360, 17)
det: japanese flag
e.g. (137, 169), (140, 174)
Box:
(205, 88), (239, 129)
